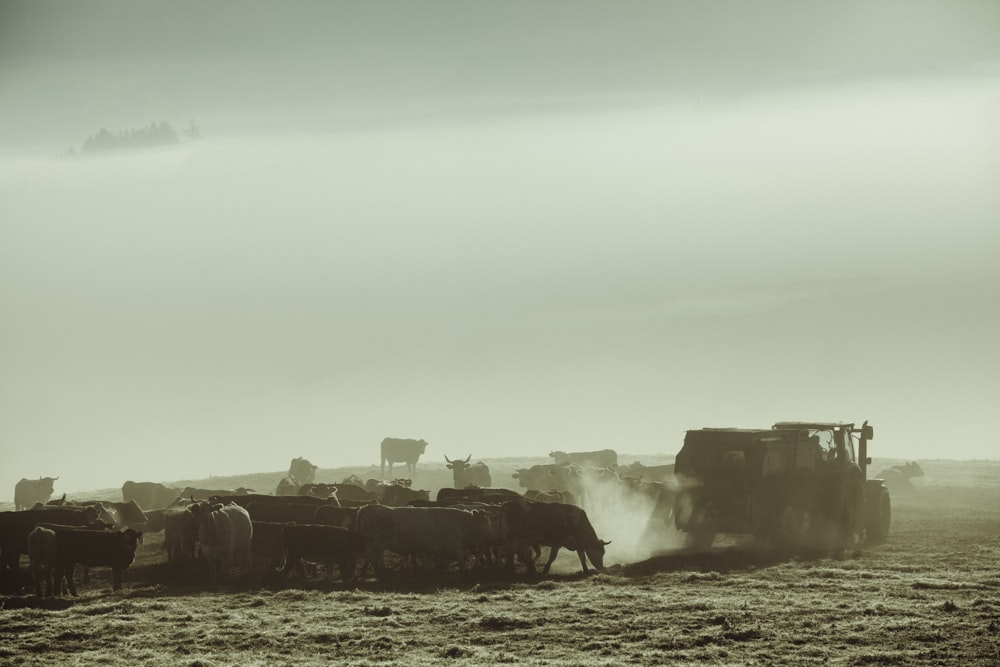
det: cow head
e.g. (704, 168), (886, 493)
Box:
(418, 440), (428, 454)
(585, 539), (613, 571)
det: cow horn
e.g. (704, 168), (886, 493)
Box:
(601, 540), (612, 546)
(464, 455), (471, 463)
(444, 455), (452, 463)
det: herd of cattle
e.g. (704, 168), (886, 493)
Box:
(2, 444), (684, 598)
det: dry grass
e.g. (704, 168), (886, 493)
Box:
(2, 460), (999, 665)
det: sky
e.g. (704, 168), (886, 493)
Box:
(1, 1), (999, 498)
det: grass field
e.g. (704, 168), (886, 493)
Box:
(2, 458), (998, 665)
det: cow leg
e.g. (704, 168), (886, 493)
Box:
(541, 546), (561, 575)
(82, 566), (90, 584)
(576, 549), (590, 574)
(64, 563), (78, 597)
(112, 567), (122, 592)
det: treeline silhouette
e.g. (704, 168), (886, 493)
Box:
(64, 120), (200, 157)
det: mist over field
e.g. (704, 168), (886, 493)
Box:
(1, 1), (999, 499)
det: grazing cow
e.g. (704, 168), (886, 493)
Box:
(288, 457), (318, 485)
(180, 487), (254, 501)
(275, 477), (301, 496)
(122, 481), (181, 511)
(357, 505), (490, 576)
(500, 501), (610, 575)
(877, 461), (925, 491)
(549, 449), (618, 468)
(444, 455), (493, 488)
(189, 502), (253, 579)
(281, 524), (368, 582)
(53, 527), (143, 595)
(0, 506), (99, 574)
(14, 477), (58, 511)
(380, 438), (428, 478)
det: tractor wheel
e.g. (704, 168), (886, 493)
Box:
(865, 489), (891, 545)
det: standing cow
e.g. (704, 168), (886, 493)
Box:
(122, 481), (181, 510)
(14, 477), (58, 511)
(53, 527), (143, 595)
(189, 501), (253, 580)
(445, 455), (492, 488)
(549, 449), (618, 468)
(380, 438), (428, 478)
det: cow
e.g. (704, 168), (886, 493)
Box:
(29, 521), (116, 596)
(298, 483), (339, 501)
(140, 508), (166, 533)
(249, 521), (288, 580)
(500, 501), (610, 575)
(357, 504), (490, 576)
(52, 527), (143, 595)
(189, 501), (253, 579)
(180, 487), (254, 501)
(0, 506), (99, 574)
(512, 464), (579, 492)
(444, 455), (493, 488)
(374, 480), (430, 507)
(163, 502), (199, 563)
(549, 449), (618, 468)
(876, 461), (924, 492)
(436, 487), (523, 505)
(122, 481), (181, 511)
(246, 502), (330, 525)
(380, 438), (428, 478)
(275, 477), (301, 496)
(332, 482), (380, 504)
(281, 524), (368, 582)
(71, 500), (148, 530)
(619, 462), (676, 484)
(288, 457), (318, 485)
(14, 477), (58, 511)
(313, 505), (359, 531)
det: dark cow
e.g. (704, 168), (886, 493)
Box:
(53, 527), (143, 595)
(437, 487), (523, 505)
(246, 502), (330, 525)
(180, 487), (254, 501)
(189, 502), (253, 578)
(445, 455), (493, 488)
(249, 521), (288, 580)
(29, 521), (116, 596)
(500, 501), (610, 575)
(374, 480), (430, 507)
(512, 464), (578, 492)
(357, 505), (490, 576)
(619, 462), (676, 484)
(313, 505), (359, 531)
(332, 483), (380, 504)
(14, 477), (58, 511)
(0, 506), (99, 574)
(122, 481), (181, 511)
(877, 461), (925, 492)
(275, 478), (301, 496)
(281, 524), (368, 582)
(549, 449), (618, 468)
(288, 457), (318, 485)
(163, 502), (199, 563)
(380, 438), (428, 478)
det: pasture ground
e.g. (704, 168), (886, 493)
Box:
(1, 459), (998, 665)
